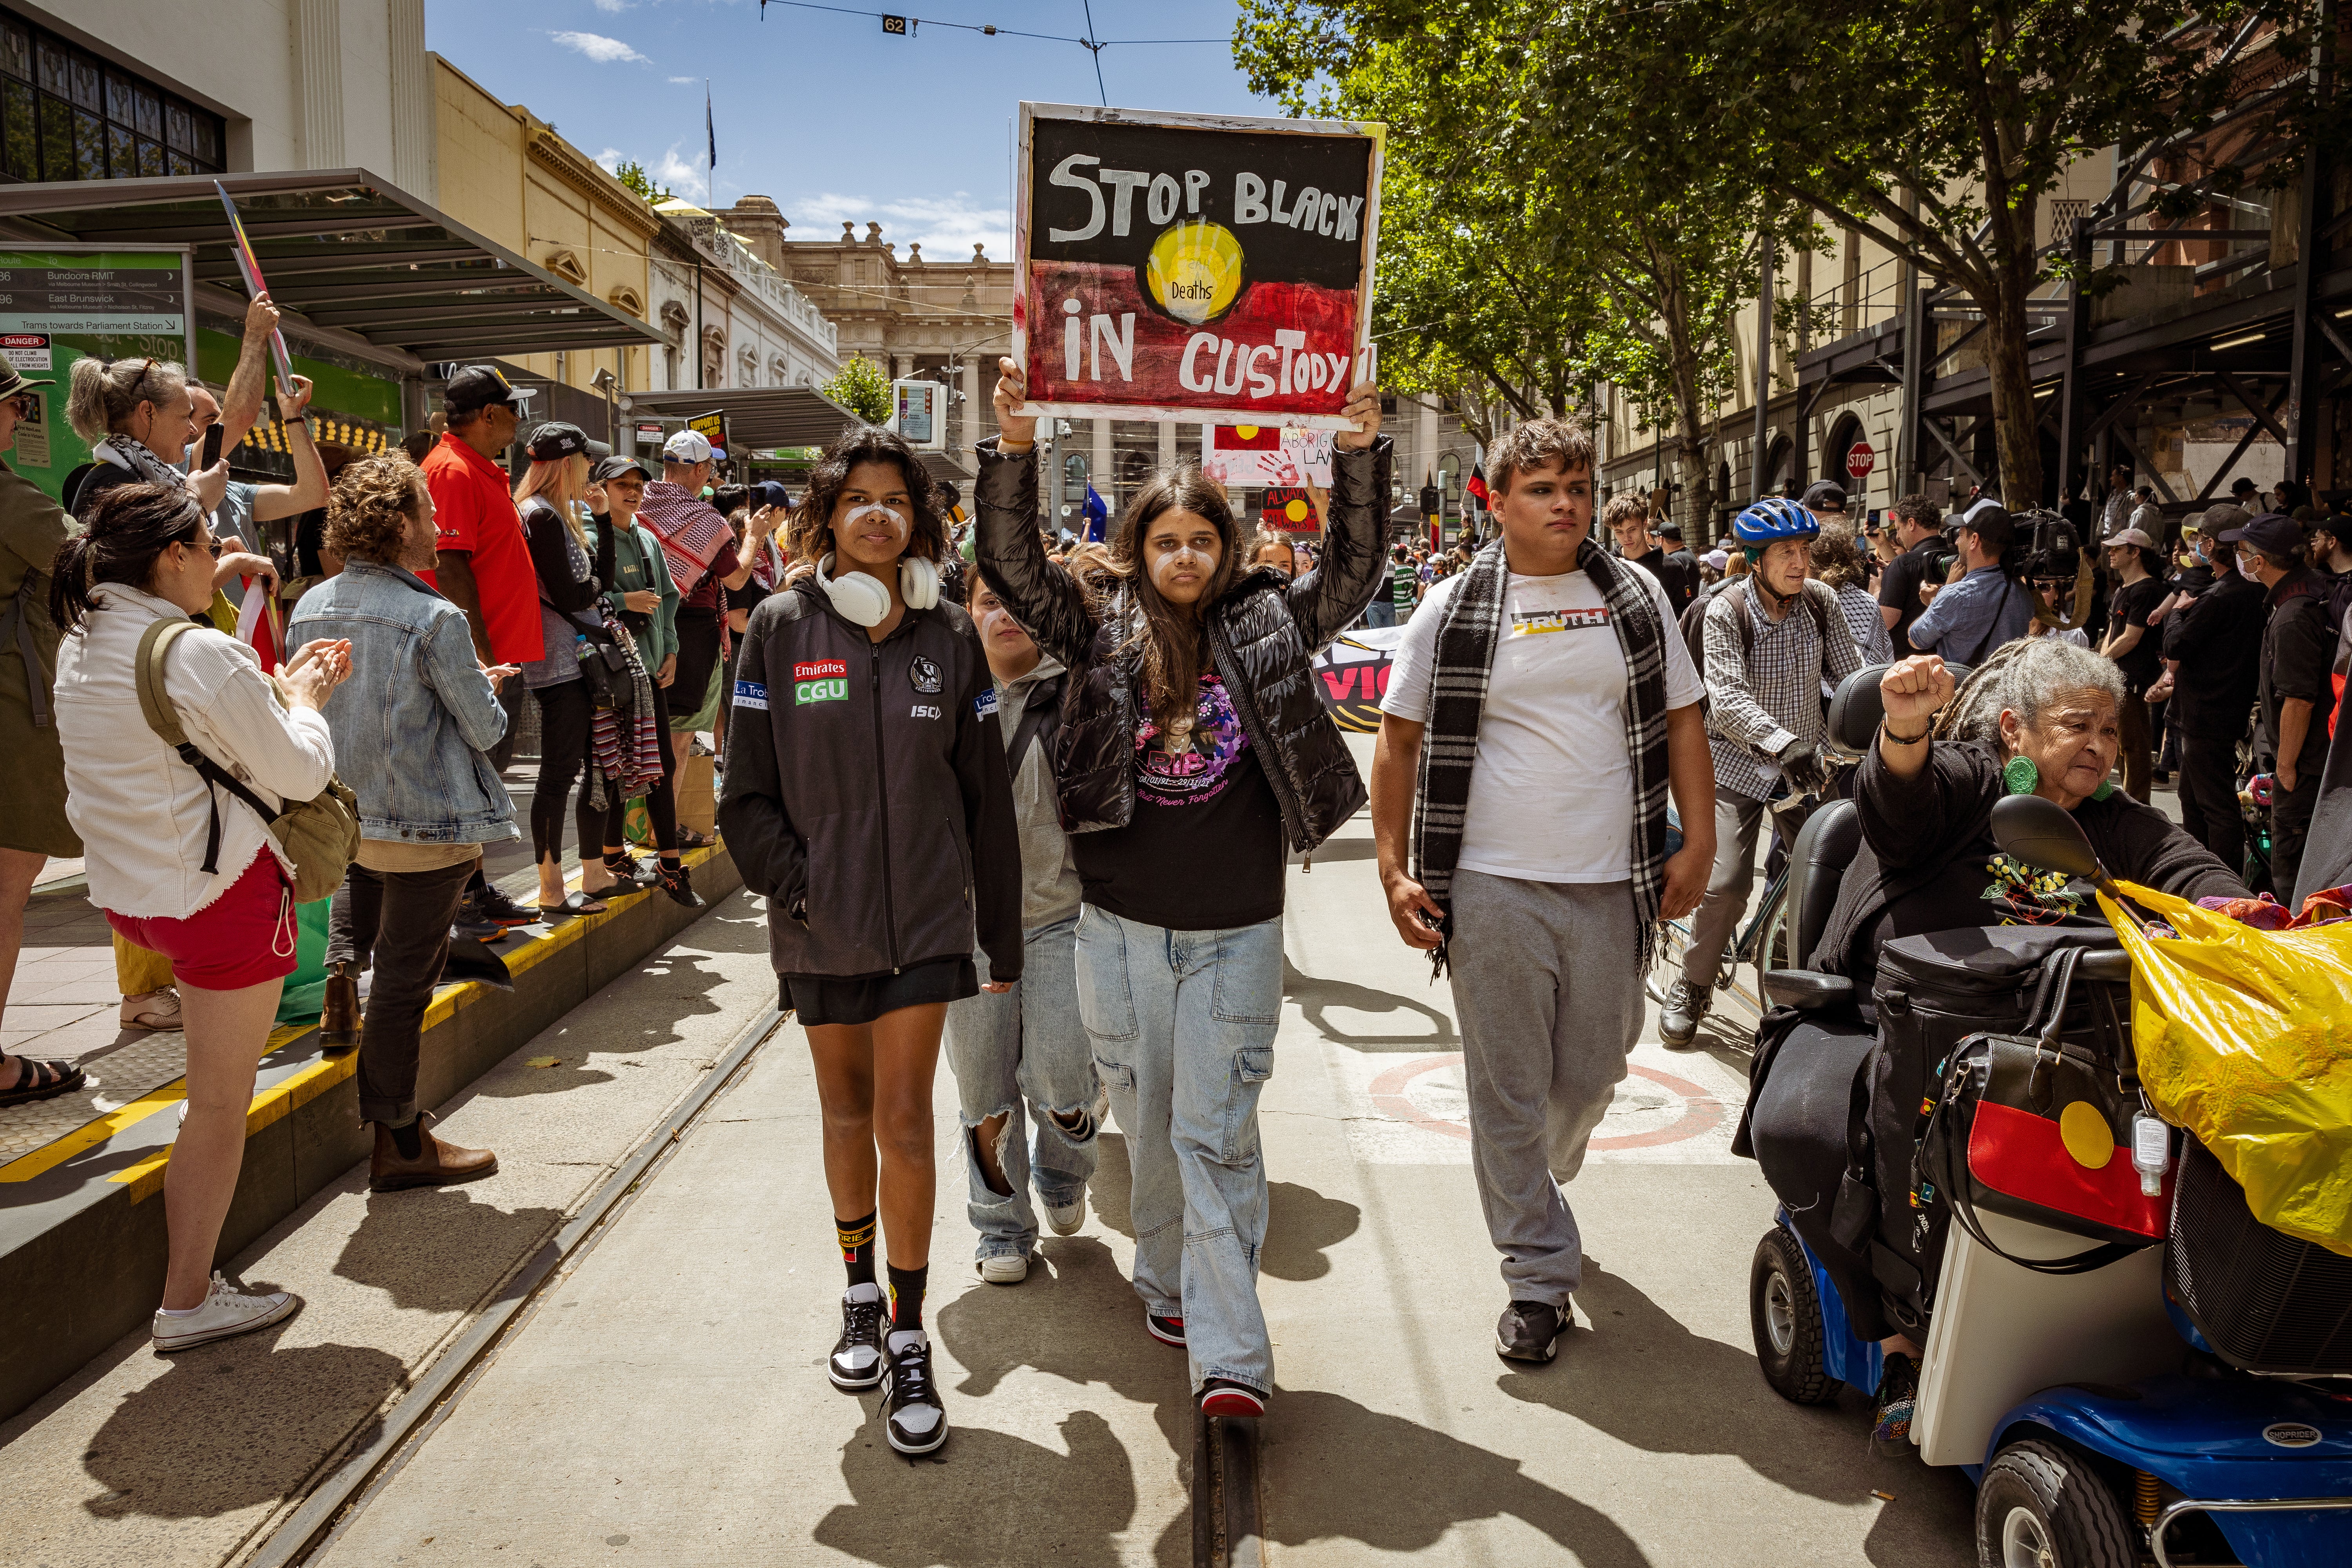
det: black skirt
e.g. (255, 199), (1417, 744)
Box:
(781, 955), (976, 1027)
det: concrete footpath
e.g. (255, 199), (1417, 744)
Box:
(0, 891), (783, 1568)
(297, 735), (1977, 1568)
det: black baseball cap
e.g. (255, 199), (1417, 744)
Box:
(1802, 480), (1848, 511)
(2230, 477), (2260, 498)
(593, 454), (652, 483)
(1655, 520), (1682, 540)
(2217, 512), (2304, 555)
(2317, 512), (2352, 547)
(525, 421), (589, 461)
(754, 479), (791, 511)
(443, 365), (532, 417)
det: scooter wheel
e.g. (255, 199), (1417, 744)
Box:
(1975, 1438), (2134, 1568)
(1749, 1227), (1838, 1405)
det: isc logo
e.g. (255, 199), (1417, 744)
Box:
(795, 678), (849, 705)
(909, 704), (940, 719)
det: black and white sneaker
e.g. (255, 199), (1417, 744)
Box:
(829, 1283), (885, 1390)
(1496, 1299), (1568, 1363)
(881, 1328), (948, 1455)
(1146, 1309), (1186, 1347)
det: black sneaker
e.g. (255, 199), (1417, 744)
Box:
(451, 914), (506, 945)
(1870, 1352), (1919, 1458)
(604, 851), (661, 890)
(881, 1328), (947, 1454)
(1496, 1299), (1567, 1363)
(657, 862), (706, 910)
(466, 883), (540, 928)
(1146, 1309), (1186, 1347)
(829, 1283), (886, 1391)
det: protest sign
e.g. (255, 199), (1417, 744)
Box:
(1202, 423), (1334, 488)
(1014, 102), (1383, 429)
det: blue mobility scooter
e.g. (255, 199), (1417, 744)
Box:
(1741, 723), (2352, 1566)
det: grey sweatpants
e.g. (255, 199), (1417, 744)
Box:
(1447, 869), (1644, 1306)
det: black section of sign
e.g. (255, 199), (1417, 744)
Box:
(0, 265), (183, 315)
(1029, 117), (1370, 288)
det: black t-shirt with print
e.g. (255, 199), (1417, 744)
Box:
(1856, 833), (2105, 995)
(1073, 671), (1286, 931)
(2107, 575), (2166, 694)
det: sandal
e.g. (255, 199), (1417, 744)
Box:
(675, 828), (713, 850)
(537, 890), (609, 919)
(0, 1054), (88, 1108)
(120, 987), (183, 1031)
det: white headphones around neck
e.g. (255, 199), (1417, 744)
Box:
(815, 553), (940, 628)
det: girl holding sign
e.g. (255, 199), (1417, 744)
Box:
(974, 357), (1389, 1418)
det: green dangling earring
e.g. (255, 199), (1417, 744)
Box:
(2091, 780), (2116, 801)
(2002, 755), (2038, 795)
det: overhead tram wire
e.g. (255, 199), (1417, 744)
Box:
(757, 0), (1226, 106)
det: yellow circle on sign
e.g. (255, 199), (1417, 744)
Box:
(1145, 220), (1245, 325)
(1285, 497), (1309, 523)
(1236, 425), (1259, 441)
(2060, 1101), (2114, 1169)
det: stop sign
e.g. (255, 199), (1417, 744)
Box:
(1846, 440), (1877, 479)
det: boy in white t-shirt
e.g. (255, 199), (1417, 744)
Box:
(1369, 421), (1716, 1365)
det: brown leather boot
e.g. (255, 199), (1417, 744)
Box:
(369, 1114), (498, 1192)
(319, 964), (360, 1051)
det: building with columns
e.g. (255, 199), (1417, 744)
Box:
(651, 196), (838, 397)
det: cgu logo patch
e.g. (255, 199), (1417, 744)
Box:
(794, 658), (849, 706)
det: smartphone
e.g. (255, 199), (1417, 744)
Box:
(200, 423), (225, 470)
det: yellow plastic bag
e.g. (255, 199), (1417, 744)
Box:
(2100, 880), (2352, 1256)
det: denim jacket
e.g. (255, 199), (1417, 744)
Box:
(289, 559), (517, 844)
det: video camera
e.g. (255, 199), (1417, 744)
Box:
(2010, 506), (2093, 630)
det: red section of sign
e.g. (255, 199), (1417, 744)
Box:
(1215, 425), (1282, 451)
(793, 660), (848, 681)
(1025, 260), (1359, 417)
(1846, 441), (1877, 478)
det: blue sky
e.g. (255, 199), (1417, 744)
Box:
(425, 1), (1276, 260)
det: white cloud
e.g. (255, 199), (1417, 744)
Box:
(667, 76), (697, 85)
(594, 147), (623, 172)
(655, 143), (704, 197)
(549, 31), (648, 65)
(591, 0), (630, 11)
(791, 191), (1011, 260)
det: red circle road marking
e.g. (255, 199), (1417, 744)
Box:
(1366, 1054), (1724, 1149)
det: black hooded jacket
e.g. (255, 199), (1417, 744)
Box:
(971, 434), (1392, 855)
(717, 581), (1024, 983)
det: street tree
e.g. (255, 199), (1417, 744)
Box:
(822, 356), (894, 426)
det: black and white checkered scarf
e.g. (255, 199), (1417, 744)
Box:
(1411, 534), (1675, 975)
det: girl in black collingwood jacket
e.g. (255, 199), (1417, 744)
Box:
(717, 424), (1021, 1459)
(973, 359), (1388, 1421)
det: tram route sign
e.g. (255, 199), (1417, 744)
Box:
(0, 245), (192, 502)
(1014, 101), (1384, 430)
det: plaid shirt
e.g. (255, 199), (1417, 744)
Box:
(1704, 577), (1863, 802)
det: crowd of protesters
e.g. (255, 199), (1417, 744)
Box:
(1, 286), (2344, 1466)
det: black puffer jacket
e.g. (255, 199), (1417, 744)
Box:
(972, 434), (1392, 853)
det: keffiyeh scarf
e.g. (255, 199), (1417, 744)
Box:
(92, 434), (188, 490)
(637, 480), (733, 598)
(1411, 534), (1675, 975)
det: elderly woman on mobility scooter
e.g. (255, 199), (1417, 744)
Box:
(1748, 641), (2247, 1409)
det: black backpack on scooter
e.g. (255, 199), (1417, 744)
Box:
(1840, 924), (2124, 1338)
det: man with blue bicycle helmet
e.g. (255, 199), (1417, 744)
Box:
(1660, 496), (1863, 1047)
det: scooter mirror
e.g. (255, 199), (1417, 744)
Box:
(1990, 793), (2101, 879)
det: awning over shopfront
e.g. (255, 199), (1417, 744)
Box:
(0, 169), (659, 364)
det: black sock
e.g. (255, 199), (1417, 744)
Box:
(837, 1211), (877, 1288)
(887, 1263), (927, 1332)
(388, 1117), (423, 1158)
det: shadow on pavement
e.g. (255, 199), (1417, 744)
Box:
(1252, 1387), (1652, 1566)
(1084, 1136), (1361, 1286)
(814, 1409), (1136, 1566)
(331, 1189), (564, 1314)
(78, 1325), (406, 1521)
(1281, 958), (1456, 1051)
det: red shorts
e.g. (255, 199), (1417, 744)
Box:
(107, 854), (299, 992)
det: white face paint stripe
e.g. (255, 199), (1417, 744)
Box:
(843, 500), (910, 546)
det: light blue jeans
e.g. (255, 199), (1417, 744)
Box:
(1075, 903), (1282, 1397)
(943, 914), (1100, 1261)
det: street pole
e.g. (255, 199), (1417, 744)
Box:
(1751, 237), (1774, 500)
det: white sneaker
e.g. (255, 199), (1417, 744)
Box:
(1045, 1192), (1086, 1236)
(977, 1253), (1028, 1285)
(151, 1272), (299, 1352)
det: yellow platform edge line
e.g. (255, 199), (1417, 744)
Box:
(0, 844), (724, 1195)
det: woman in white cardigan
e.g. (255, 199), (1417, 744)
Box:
(51, 481), (349, 1352)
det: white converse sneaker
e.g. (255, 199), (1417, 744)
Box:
(151, 1272), (299, 1352)
(976, 1253), (1028, 1285)
(1044, 1192), (1086, 1236)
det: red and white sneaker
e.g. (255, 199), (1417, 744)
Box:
(1146, 1309), (1185, 1347)
(1199, 1379), (1265, 1418)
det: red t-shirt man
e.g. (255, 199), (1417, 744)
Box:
(421, 367), (541, 667)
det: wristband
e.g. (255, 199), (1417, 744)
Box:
(1880, 722), (1931, 747)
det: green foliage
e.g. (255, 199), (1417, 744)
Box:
(612, 159), (675, 207)
(822, 356), (894, 425)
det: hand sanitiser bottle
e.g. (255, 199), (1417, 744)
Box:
(2133, 1113), (2170, 1197)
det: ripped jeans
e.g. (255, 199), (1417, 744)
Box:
(943, 913), (1100, 1262)
(1076, 904), (1282, 1398)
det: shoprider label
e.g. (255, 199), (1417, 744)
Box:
(793, 659), (849, 705)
